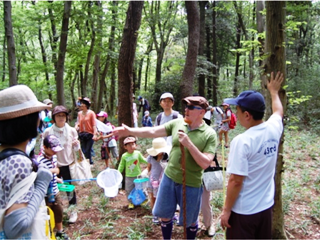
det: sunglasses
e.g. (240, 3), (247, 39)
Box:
(186, 105), (203, 110)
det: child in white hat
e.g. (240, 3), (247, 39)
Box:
(146, 137), (171, 224)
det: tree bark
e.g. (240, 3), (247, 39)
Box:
(117, 1), (144, 165)
(180, 1), (200, 107)
(4, 1), (17, 86)
(211, 1), (218, 106)
(38, 23), (52, 100)
(264, 2), (287, 239)
(48, 0), (59, 76)
(56, 1), (72, 106)
(198, 1), (207, 97)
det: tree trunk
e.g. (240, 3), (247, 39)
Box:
(48, 0), (59, 76)
(56, 1), (72, 106)
(2, 37), (6, 82)
(211, 1), (218, 106)
(117, 1), (144, 168)
(4, 1), (17, 86)
(180, 1), (200, 107)
(38, 23), (52, 100)
(234, 22), (241, 97)
(91, 1), (103, 113)
(264, 2), (287, 239)
(198, 1), (207, 97)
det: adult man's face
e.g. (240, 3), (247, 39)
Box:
(160, 98), (174, 111)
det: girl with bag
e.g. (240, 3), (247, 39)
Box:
(42, 105), (81, 224)
(0, 85), (52, 239)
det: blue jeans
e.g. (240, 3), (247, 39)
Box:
(153, 174), (203, 227)
(80, 133), (94, 164)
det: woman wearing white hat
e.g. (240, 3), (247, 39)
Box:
(0, 85), (52, 239)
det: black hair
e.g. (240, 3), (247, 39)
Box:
(238, 105), (265, 120)
(0, 112), (39, 145)
(80, 100), (90, 109)
(43, 134), (52, 149)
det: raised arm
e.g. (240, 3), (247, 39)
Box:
(114, 124), (167, 139)
(267, 71), (284, 118)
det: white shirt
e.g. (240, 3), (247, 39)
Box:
(154, 111), (183, 146)
(227, 114), (283, 214)
(212, 107), (223, 125)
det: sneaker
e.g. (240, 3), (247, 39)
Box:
(68, 211), (77, 224)
(128, 203), (134, 209)
(207, 223), (216, 237)
(141, 199), (148, 206)
(152, 216), (159, 224)
(56, 230), (69, 240)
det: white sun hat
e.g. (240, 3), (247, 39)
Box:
(0, 85), (51, 120)
(147, 137), (171, 157)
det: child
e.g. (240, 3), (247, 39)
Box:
(142, 111), (153, 127)
(146, 138), (170, 224)
(118, 137), (148, 209)
(96, 111), (119, 168)
(38, 134), (69, 240)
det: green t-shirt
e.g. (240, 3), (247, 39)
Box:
(164, 119), (217, 187)
(118, 150), (147, 177)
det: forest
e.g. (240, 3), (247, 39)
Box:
(1, 1), (320, 239)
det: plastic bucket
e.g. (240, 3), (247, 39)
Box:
(133, 177), (149, 190)
(97, 168), (123, 197)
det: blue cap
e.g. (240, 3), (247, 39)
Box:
(138, 96), (142, 100)
(223, 90), (265, 113)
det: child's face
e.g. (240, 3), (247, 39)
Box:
(124, 142), (137, 153)
(156, 152), (164, 160)
(43, 146), (56, 158)
(97, 116), (105, 122)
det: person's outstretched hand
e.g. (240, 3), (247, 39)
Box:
(267, 71), (284, 94)
(113, 124), (131, 138)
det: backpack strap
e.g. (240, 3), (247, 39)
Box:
(172, 111), (178, 119)
(156, 113), (163, 126)
(0, 148), (30, 161)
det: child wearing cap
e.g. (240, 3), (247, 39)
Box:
(146, 138), (170, 224)
(142, 111), (153, 127)
(118, 137), (148, 209)
(38, 135), (69, 240)
(96, 111), (119, 168)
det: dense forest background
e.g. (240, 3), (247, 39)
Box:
(1, 1), (320, 132)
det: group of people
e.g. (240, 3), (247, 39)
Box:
(114, 71), (284, 239)
(0, 70), (284, 240)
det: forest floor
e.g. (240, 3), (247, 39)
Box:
(57, 128), (320, 240)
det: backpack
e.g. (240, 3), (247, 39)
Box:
(156, 111), (179, 126)
(0, 149), (55, 240)
(228, 110), (237, 129)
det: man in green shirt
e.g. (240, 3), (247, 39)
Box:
(115, 96), (217, 239)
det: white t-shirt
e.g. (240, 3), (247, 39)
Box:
(154, 111), (183, 146)
(227, 114), (283, 215)
(212, 107), (223, 125)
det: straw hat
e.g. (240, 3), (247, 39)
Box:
(0, 85), (50, 120)
(147, 138), (171, 157)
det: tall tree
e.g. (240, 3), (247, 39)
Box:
(264, 2), (287, 239)
(180, 1), (200, 106)
(211, 1), (218, 106)
(56, 1), (72, 106)
(117, 1), (144, 156)
(198, 1), (207, 96)
(3, 1), (17, 86)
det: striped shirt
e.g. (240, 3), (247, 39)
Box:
(37, 152), (59, 195)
